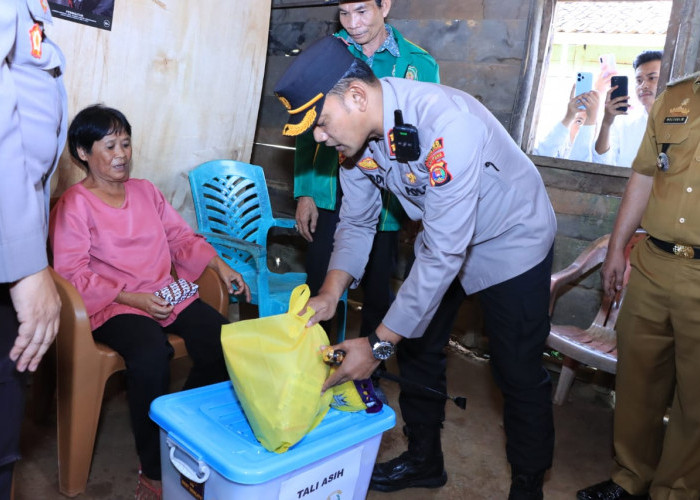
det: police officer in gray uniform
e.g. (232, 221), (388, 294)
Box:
(274, 36), (557, 499)
(0, 1), (67, 495)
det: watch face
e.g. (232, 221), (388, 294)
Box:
(373, 341), (394, 360)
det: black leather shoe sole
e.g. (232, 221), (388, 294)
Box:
(576, 479), (648, 500)
(369, 470), (447, 492)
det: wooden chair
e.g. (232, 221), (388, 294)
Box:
(49, 267), (228, 497)
(547, 230), (647, 405)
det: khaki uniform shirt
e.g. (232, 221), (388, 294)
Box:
(633, 74), (700, 245)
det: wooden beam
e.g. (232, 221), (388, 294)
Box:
(664, 0), (700, 83)
(509, 0), (546, 146)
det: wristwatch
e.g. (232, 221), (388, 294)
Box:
(368, 331), (395, 360)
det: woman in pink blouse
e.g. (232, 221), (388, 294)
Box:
(50, 105), (250, 500)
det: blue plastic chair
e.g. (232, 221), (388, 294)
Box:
(189, 160), (346, 340)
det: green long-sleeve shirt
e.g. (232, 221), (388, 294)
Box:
(293, 25), (440, 231)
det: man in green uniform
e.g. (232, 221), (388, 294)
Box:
(578, 72), (700, 500)
(293, 0), (439, 341)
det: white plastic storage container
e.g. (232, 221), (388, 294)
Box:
(149, 381), (395, 500)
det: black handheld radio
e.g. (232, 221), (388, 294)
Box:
(393, 110), (420, 162)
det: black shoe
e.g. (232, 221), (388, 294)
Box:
(577, 479), (648, 500)
(369, 451), (447, 492)
(508, 469), (545, 500)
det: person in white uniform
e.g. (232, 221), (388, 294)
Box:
(274, 36), (557, 500)
(0, 0), (67, 495)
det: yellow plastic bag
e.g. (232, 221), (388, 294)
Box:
(220, 284), (333, 453)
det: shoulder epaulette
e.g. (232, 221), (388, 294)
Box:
(667, 71), (700, 87)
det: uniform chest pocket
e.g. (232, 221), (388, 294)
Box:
(656, 123), (691, 171)
(657, 124), (690, 147)
(479, 161), (508, 199)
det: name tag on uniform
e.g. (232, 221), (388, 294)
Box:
(664, 116), (688, 124)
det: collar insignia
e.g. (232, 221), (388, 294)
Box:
(358, 157), (379, 170)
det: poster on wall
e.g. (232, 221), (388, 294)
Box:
(48, 0), (115, 31)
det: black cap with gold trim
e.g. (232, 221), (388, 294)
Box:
(274, 36), (356, 137)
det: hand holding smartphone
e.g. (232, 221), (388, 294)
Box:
(610, 75), (629, 112)
(574, 72), (593, 110)
(599, 53), (617, 78)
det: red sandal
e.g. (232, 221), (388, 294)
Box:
(135, 467), (162, 500)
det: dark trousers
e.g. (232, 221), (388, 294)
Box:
(0, 285), (25, 500)
(93, 299), (229, 480)
(305, 198), (398, 339)
(359, 230), (399, 337)
(304, 204), (341, 297)
(481, 247), (554, 472)
(399, 247), (554, 473)
(398, 278), (466, 426)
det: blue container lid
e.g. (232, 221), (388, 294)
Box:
(149, 381), (395, 484)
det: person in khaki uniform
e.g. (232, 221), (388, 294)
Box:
(578, 73), (700, 500)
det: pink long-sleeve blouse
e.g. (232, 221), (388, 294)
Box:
(49, 178), (217, 330)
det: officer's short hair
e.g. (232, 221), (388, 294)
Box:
(68, 104), (131, 171)
(328, 58), (379, 99)
(633, 50), (663, 70)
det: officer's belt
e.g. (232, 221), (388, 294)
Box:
(649, 236), (700, 259)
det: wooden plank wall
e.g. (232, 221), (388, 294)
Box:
(48, 0), (271, 228)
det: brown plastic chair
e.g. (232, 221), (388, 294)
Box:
(547, 229), (646, 405)
(49, 267), (228, 497)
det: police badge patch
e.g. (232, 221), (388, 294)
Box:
(426, 138), (452, 186)
(429, 162), (452, 187)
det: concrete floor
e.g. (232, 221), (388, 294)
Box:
(14, 301), (616, 499)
